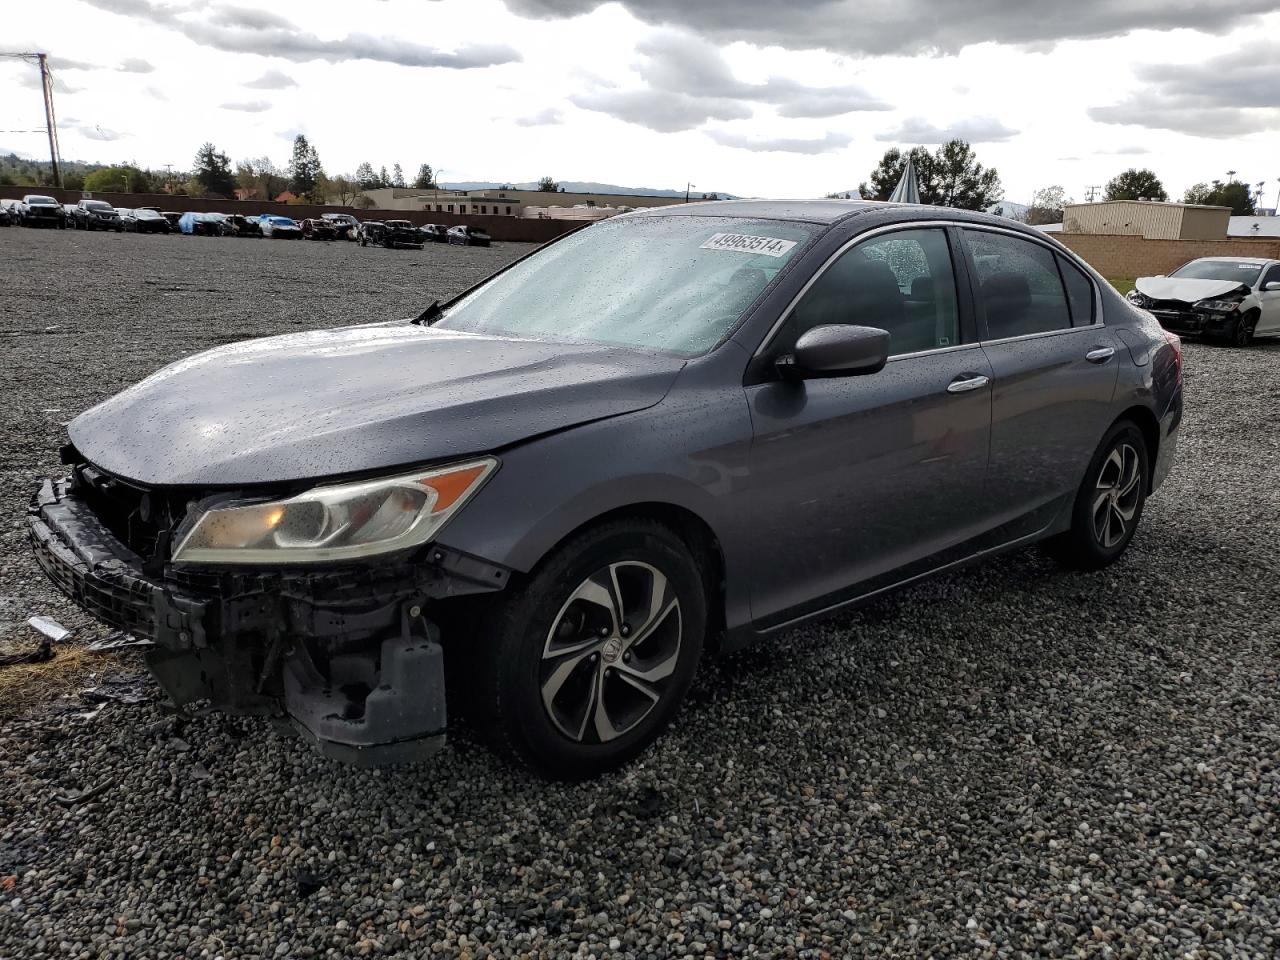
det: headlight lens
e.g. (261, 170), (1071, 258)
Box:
(1126, 289), (1150, 308)
(172, 458), (497, 564)
(1194, 298), (1241, 312)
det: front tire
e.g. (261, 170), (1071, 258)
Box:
(1045, 421), (1148, 570)
(1231, 311), (1257, 347)
(469, 520), (706, 779)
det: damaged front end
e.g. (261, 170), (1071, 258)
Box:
(28, 459), (510, 766)
(1127, 281), (1250, 338)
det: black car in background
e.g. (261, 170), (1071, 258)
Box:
(359, 219), (423, 249)
(118, 207), (171, 234)
(72, 200), (124, 231)
(301, 218), (337, 241)
(447, 224), (491, 247)
(420, 223), (448, 243)
(227, 214), (261, 237)
(321, 212), (360, 240)
(161, 211), (183, 232)
(0, 200), (15, 226)
(20, 195), (65, 228)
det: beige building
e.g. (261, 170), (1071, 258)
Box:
(1062, 200), (1230, 240)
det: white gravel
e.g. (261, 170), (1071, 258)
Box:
(1, 228), (1278, 958)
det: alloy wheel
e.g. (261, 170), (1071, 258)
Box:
(1091, 443), (1142, 548)
(540, 561), (682, 744)
(1234, 317), (1255, 347)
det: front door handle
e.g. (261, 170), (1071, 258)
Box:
(946, 374), (990, 394)
(1086, 346), (1115, 363)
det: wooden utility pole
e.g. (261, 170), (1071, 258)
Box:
(1, 51), (63, 188)
(37, 54), (63, 188)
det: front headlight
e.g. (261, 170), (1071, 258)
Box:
(1194, 298), (1241, 313)
(172, 458), (497, 565)
(1126, 290), (1151, 308)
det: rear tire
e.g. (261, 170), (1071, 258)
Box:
(467, 520), (706, 779)
(1045, 420), (1149, 571)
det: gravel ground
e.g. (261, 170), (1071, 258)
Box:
(1, 227), (1278, 959)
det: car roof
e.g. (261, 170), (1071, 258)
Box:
(622, 198), (1040, 234)
(1185, 256), (1274, 266)
(626, 198), (886, 224)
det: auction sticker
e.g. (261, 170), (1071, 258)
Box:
(700, 233), (797, 258)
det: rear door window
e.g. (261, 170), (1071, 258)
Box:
(1057, 255), (1096, 326)
(964, 230), (1072, 339)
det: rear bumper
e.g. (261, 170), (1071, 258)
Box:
(27, 477), (476, 766)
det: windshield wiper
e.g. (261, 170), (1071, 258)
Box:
(413, 300), (442, 326)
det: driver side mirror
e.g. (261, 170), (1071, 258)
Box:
(779, 324), (890, 379)
(1263, 281), (1280, 292)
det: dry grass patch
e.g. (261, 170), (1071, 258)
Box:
(0, 638), (120, 720)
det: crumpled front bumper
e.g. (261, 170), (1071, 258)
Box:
(27, 477), (477, 766)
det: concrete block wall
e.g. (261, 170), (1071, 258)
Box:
(1057, 232), (1280, 279)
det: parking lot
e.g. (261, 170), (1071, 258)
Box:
(1, 227), (1278, 958)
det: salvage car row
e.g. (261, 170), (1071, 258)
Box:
(0, 195), (491, 247)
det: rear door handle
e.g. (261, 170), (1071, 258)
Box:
(946, 374), (990, 394)
(1086, 346), (1115, 363)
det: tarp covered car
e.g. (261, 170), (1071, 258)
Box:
(178, 212), (224, 236)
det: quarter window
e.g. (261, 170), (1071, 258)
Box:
(1057, 254), (1096, 326)
(780, 228), (961, 357)
(965, 230), (1071, 339)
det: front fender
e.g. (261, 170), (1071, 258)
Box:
(435, 354), (757, 634)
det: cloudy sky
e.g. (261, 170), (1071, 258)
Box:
(4, 0), (1279, 204)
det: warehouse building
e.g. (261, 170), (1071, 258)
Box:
(1061, 200), (1230, 241)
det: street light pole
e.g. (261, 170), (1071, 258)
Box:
(685, 182), (695, 203)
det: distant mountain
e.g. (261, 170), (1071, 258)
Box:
(439, 180), (740, 199)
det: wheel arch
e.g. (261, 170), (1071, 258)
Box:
(1112, 405), (1160, 491)
(511, 501), (729, 654)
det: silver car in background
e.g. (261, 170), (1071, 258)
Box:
(30, 200), (1183, 778)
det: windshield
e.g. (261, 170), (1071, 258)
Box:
(27, 196), (57, 205)
(436, 216), (817, 356)
(1171, 259), (1262, 286)
(85, 201), (112, 211)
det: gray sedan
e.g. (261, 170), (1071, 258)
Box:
(29, 200), (1183, 778)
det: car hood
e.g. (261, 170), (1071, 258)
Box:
(69, 324), (686, 487)
(1135, 276), (1250, 302)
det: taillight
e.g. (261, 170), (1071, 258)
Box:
(1162, 329), (1183, 383)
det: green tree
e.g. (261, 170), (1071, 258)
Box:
(860, 141), (1001, 209)
(931, 140), (1002, 210)
(82, 165), (152, 193)
(235, 157), (287, 200)
(193, 142), (235, 197)
(328, 174), (359, 205)
(354, 161), (379, 190)
(391, 163), (406, 188)
(859, 146), (937, 203)
(288, 135), (324, 201)
(1026, 185), (1070, 225)
(378, 165), (390, 188)
(412, 163), (436, 189)
(1183, 178), (1255, 215)
(1104, 168), (1168, 202)
(536, 175), (559, 192)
